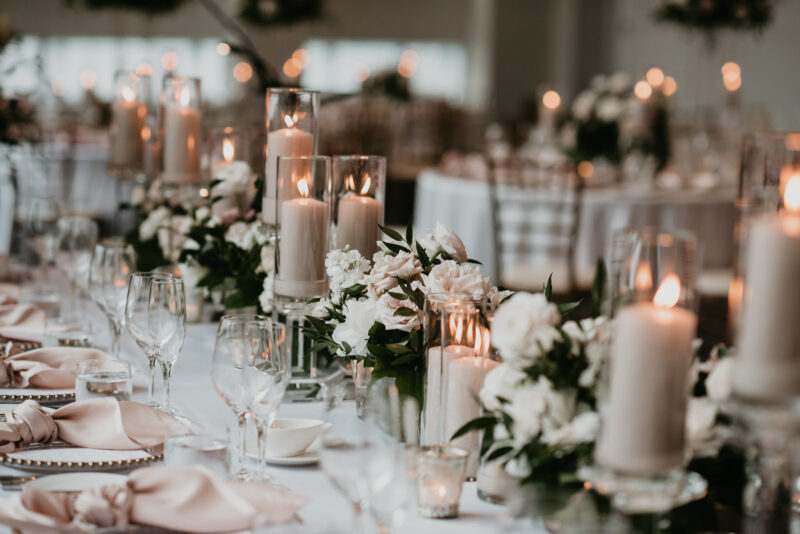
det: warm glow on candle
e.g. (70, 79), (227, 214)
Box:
(654, 274), (681, 309)
(179, 87), (190, 106)
(360, 176), (371, 195)
(284, 113), (297, 128)
(121, 86), (136, 103)
(448, 314), (465, 343)
(297, 178), (310, 197)
(542, 90), (561, 110)
(346, 175), (355, 191)
(784, 176), (800, 212)
(222, 138), (235, 162)
(634, 264), (653, 291)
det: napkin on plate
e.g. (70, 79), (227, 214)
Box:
(0, 304), (46, 343)
(1, 465), (308, 532)
(0, 284), (19, 306)
(0, 398), (187, 453)
(1, 347), (110, 389)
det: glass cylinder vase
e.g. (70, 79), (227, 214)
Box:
(262, 88), (319, 230)
(160, 77), (202, 186)
(108, 71), (147, 177)
(331, 155), (386, 259)
(207, 126), (256, 218)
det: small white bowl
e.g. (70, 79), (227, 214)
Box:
(267, 418), (327, 458)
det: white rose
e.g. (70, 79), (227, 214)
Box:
(486, 287), (513, 311)
(332, 299), (377, 357)
(686, 397), (718, 456)
(480, 363), (527, 412)
(571, 91), (596, 121)
(506, 378), (550, 444)
(178, 262), (208, 292)
(194, 206), (210, 222)
(214, 160), (253, 193)
(596, 97), (624, 122)
(505, 457), (532, 478)
(424, 223), (467, 263)
(157, 215), (193, 263)
(542, 411), (600, 446)
(705, 357), (735, 402)
(225, 222), (253, 250)
(365, 251), (422, 298)
(491, 292), (561, 365)
(258, 273), (274, 314)
(421, 260), (491, 297)
(375, 292), (420, 332)
(139, 206), (171, 241)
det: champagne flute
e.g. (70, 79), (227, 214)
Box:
(56, 216), (98, 317)
(125, 271), (175, 407)
(87, 239), (135, 358)
(211, 313), (269, 480)
(249, 321), (291, 480)
(148, 278), (186, 415)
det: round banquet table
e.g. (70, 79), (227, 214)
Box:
(0, 298), (521, 534)
(413, 169), (738, 285)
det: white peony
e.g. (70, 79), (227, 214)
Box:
(505, 377), (550, 445)
(419, 223), (467, 263)
(332, 299), (377, 357)
(542, 411), (600, 447)
(157, 215), (193, 263)
(420, 260), (491, 297)
(258, 273), (274, 314)
(572, 91), (596, 121)
(686, 397), (719, 457)
(480, 363), (528, 412)
(365, 251), (422, 299)
(139, 206), (171, 241)
(178, 262), (208, 292)
(486, 287), (514, 311)
(375, 292), (420, 332)
(491, 292), (561, 365)
(225, 222), (259, 250)
(214, 160), (253, 194)
(705, 357), (735, 402)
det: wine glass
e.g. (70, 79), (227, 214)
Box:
(148, 278), (186, 415)
(87, 239), (136, 358)
(56, 216), (98, 317)
(23, 196), (60, 280)
(211, 313), (269, 480)
(125, 271), (175, 407)
(249, 321), (291, 480)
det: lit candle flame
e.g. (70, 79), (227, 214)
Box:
(449, 314), (464, 344)
(297, 178), (310, 197)
(360, 176), (371, 195)
(653, 274), (681, 309)
(222, 138), (235, 162)
(346, 175), (355, 192)
(179, 86), (191, 107)
(784, 176), (800, 212)
(121, 86), (135, 103)
(284, 113), (297, 128)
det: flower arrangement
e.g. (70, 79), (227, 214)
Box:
(304, 223), (506, 403)
(456, 283), (738, 491)
(654, 0), (773, 35)
(560, 73), (670, 174)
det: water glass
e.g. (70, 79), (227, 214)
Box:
(18, 286), (60, 318)
(43, 317), (93, 348)
(75, 359), (133, 402)
(164, 425), (230, 480)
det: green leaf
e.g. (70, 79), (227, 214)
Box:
(487, 446), (513, 462)
(390, 352), (420, 366)
(415, 241), (430, 271)
(383, 242), (411, 254)
(388, 292), (408, 300)
(558, 300), (582, 314)
(393, 307), (417, 317)
(379, 225), (404, 242)
(386, 343), (413, 354)
(451, 415), (496, 440)
(465, 258), (482, 265)
(544, 274), (553, 301)
(405, 220), (413, 245)
(591, 259), (607, 318)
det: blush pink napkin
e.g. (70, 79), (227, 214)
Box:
(0, 304), (46, 343)
(1, 347), (110, 389)
(0, 398), (186, 453)
(2, 465), (308, 532)
(0, 284), (18, 306)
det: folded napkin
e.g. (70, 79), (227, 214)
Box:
(0, 284), (18, 306)
(1, 347), (110, 389)
(2, 465), (308, 533)
(0, 398), (186, 453)
(0, 304), (46, 343)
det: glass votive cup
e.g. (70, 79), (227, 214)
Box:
(75, 359), (132, 402)
(18, 286), (60, 318)
(43, 317), (93, 348)
(415, 445), (469, 519)
(164, 425), (230, 480)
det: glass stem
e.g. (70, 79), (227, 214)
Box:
(160, 360), (173, 414)
(147, 354), (158, 408)
(237, 412), (248, 475)
(256, 419), (267, 477)
(108, 317), (121, 358)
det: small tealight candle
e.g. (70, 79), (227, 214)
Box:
(416, 445), (468, 519)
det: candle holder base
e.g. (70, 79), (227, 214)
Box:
(579, 465), (707, 514)
(273, 297), (321, 401)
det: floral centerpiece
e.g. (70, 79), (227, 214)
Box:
(655, 0), (772, 36)
(305, 223), (506, 403)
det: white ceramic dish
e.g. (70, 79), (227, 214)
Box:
(25, 472), (128, 492)
(266, 418), (327, 458)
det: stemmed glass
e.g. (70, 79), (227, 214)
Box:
(211, 313), (270, 480)
(249, 322), (291, 480)
(87, 239), (135, 358)
(23, 196), (61, 280)
(56, 216), (98, 317)
(124, 271), (175, 407)
(148, 278), (186, 415)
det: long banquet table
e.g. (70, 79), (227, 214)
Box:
(0, 300), (518, 534)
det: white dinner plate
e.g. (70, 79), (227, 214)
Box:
(25, 472), (128, 492)
(0, 447), (160, 473)
(265, 448), (319, 466)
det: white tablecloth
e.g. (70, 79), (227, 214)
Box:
(413, 169), (738, 285)
(0, 296), (514, 534)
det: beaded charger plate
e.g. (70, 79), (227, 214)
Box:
(0, 342), (76, 404)
(0, 447), (162, 473)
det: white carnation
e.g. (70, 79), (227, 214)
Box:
(420, 260), (491, 297)
(326, 248), (370, 302)
(139, 206), (171, 241)
(419, 223), (467, 263)
(491, 292), (561, 365)
(332, 299), (377, 357)
(259, 274), (274, 314)
(375, 292), (420, 332)
(225, 222), (253, 250)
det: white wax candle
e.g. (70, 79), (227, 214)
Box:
(109, 100), (145, 168)
(163, 106), (201, 184)
(734, 212), (800, 401)
(423, 345), (473, 445)
(263, 128), (314, 225)
(446, 356), (499, 479)
(596, 301), (696, 475)
(274, 197), (329, 298)
(336, 195), (383, 259)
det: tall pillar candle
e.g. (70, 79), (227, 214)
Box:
(423, 344), (473, 444)
(274, 195), (329, 298)
(337, 195), (383, 258)
(596, 278), (697, 475)
(163, 106), (201, 184)
(734, 182), (800, 401)
(109, 98), (145, 168)
(445, 356), (499, 479)
(264, 128), (313, 225)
